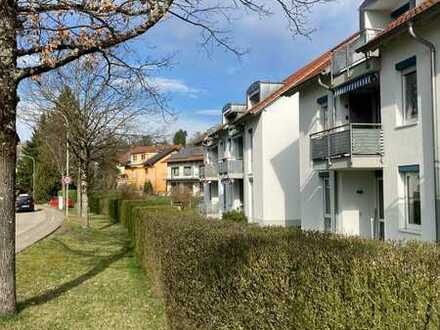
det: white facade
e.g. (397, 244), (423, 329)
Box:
(167, 161), (203, 196)
(244, 94), (301, 226)
(202, 84), (301, 226)
(201, 0), (440, 242)
(377, 16), (440, 241)
(299, 0), (440, 242)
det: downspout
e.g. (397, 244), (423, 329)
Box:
(318, 74), (339, 233)
(408, 21), (440, 241)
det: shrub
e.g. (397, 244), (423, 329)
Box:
(118, 197), (170, 225)
(122, 208), (440, 330)
(143, 180), (154, 195)
(222, 210), (247, 223)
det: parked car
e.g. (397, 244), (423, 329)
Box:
(16, 194), (35, 212)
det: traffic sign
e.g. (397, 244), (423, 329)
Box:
(62, 176), (72, 185)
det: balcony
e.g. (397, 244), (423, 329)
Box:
(219, 159), (244, 179)
(310, 123), (384, 170)
(168, 173), (200, 180)
(200, 164), (219, 180)
(331, 29), (382, 79)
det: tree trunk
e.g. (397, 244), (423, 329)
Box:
(81, 162), (90, 227)
(77, 163), (82, 218)
(0, 0), (18, 315)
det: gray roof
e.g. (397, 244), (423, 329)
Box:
(167, 146), (203, 163)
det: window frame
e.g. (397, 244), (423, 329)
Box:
(322, 176), (332, 232)
(183, 166), (192, 177)
(171, 167), (180, 177)
(401, 170), (421, 231)
(401, 66), (418, 126)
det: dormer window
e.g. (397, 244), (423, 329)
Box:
(390, 1), (415, 20)
(246, 81), (282, 109)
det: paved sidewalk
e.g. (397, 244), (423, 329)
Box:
(16, 206), (64, 253)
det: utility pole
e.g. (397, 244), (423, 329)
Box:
(58, 112), (70, 220)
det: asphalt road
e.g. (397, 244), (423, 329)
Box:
(16, 206), (64, 253)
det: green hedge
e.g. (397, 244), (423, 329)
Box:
(118, 197), (170, 226)
(123, 208), (440, 329)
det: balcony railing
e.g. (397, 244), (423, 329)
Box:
(219, 159), (244, 177)
(331, 29), (383, 76)
(201, 202), (220, 216)
(168, 173), (199, 180)
(200, 164), (219, 179)
(310, 123), (384, 162)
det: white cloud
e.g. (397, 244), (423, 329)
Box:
(194, 109), (221, 116)
(150, 77), (201, 96)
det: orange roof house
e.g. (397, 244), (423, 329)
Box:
(122, 145), (180, 193)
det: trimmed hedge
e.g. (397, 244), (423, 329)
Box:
(118, 197), (170, 226)
(222, 210), (247, 223)
(123, 207), (440, 329)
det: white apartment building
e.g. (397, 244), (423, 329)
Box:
(201, 0), (440, 242)
(298, 0), (440, 241)
(201, 81), (301, 226)
(166, 146), (204, 196)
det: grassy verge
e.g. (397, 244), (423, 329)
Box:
(0, 213), (167, 329)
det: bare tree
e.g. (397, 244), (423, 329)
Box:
(27, 58), (154, 225)
(0, 0), (333, 315)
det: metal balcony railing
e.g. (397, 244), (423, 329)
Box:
(200, 164), (219, 178)
(331, 29), (383, 76)
(219, 159), (244, 176)
(310, 123), (384, 162)
(201, 202), (220, 216)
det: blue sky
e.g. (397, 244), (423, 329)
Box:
(18, 0), (363, 141)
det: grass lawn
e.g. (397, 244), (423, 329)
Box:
(0, 213), (167, 329)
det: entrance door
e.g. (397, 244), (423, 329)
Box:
(374, 177), (385, 240)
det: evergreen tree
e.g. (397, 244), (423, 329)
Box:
(173, 129), (187, 146)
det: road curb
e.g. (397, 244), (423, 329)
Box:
(16, 206), (65, 254)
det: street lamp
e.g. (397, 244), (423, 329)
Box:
(21, 154), (36, 201)
(58, 112), (70, 220)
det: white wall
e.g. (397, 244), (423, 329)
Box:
(244, 116), (263, 224)
(260, 93), (301, 226)
(379, 20), (440, 241)
(299, 81), (332, 231)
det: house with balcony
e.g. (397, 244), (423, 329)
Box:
(357, 0), (440, 241)
(201, 81), (301, 226)
(297, 31), (385, 240)
(296, 0), (440, 242)
(166, 146), (204, 196)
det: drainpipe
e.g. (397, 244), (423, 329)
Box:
(408, 21), (440, 241)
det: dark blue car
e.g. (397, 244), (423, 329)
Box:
(16, 194), (35, 212)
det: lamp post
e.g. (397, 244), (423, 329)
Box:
(58, 112), (70, 220)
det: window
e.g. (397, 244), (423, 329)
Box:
(133, 154), (138, 162)
(317, 95), (329, 130)
(322, 103), (329, 130)
(141, 154), (145, 160)
(322, 176), (332, 232)
(403, 171), (421, 227)
(171, 167), (180, 177)
(248, 129), (254, 173)
(402, 68), (418, 123)
(184, 166), (192, 176)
